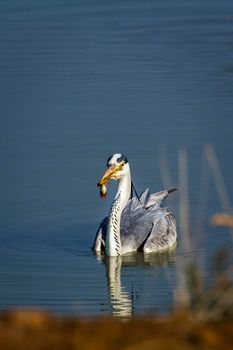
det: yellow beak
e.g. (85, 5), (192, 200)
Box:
(97, 165), (119, 187)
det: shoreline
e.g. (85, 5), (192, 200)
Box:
(0, 310), (232, 349)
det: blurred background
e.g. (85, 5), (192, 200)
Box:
(0, 0), (232, 316)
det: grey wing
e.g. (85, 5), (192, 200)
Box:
(123, 187), (177, 212)
(120, 192), (158, 252)
(120, 209), (154, 252)
(92, 217), (108, 253)
(144, 188), (177, 209)
(143, 212), (177, 253)
(120, 188), (177, 253)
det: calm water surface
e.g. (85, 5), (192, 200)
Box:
(0, 0), (233, 316)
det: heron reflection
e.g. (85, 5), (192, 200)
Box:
(98, 250), (176, 317)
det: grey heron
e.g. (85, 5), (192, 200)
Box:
(93, 153), (177, 256)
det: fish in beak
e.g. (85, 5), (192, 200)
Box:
(97, 164), (120, 198)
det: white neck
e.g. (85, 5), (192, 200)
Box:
(106, 167), (131, 256)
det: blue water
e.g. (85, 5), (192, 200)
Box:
(0, 0), (233, 316)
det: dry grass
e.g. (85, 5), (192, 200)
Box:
(0, 310), (232, 350)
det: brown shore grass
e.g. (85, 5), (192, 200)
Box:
(0, 310), (232, 350)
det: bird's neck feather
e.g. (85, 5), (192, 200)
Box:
(106, 169), (131, 256)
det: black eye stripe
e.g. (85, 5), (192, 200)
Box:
(106, 154), (128, 166)
(116, 155), (128, 164)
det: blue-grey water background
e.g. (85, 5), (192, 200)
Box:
(0, 0), (233, 316)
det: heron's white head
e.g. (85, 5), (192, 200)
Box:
(97, 153), (130, 197)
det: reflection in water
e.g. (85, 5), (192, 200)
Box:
(106, 256), (132, 317)
(98, 250), (176, 317)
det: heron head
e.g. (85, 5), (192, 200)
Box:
(97, 154), (129, 196)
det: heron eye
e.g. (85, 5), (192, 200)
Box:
(120, 162), (125, 168)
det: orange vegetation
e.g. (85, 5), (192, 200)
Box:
(211, 214), (233, 228)
(0, 310), (232, 350)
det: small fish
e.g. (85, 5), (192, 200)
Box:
(99, 184), (107, 198)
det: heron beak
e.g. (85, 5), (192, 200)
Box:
(97, 165), (119, 187)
